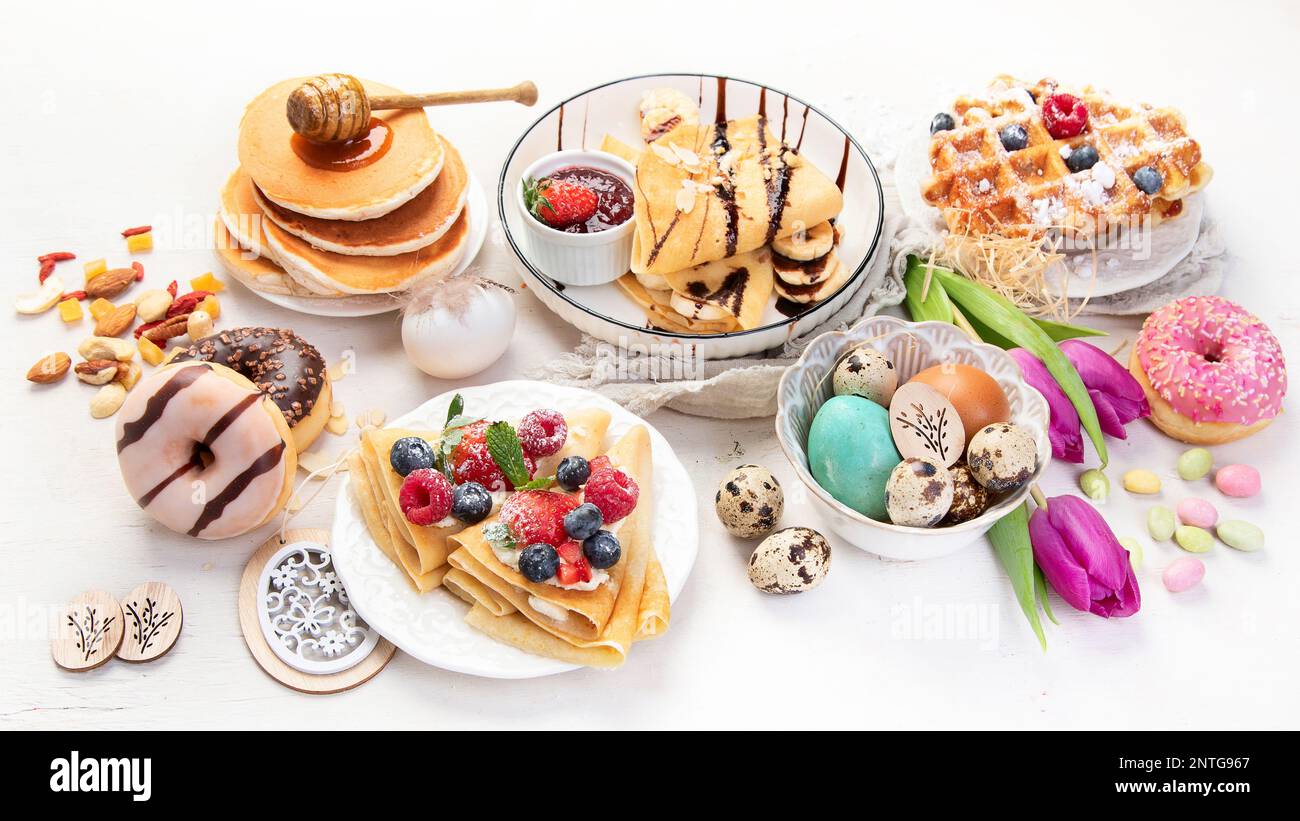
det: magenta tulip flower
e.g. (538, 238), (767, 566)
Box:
(1030, 495), (1140, 618)
(1009, 348), (1085, 463)
(1059, 339), (1150, 439)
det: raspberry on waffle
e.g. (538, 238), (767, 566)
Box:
(921, 76), (1213, 238)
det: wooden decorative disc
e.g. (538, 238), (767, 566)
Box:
(238, 528), (396, 694)
(117, 582), (183, 663)
(52, 590), (124, 672)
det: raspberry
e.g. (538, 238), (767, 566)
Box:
(584, 468), (639, 524)
(500, 490), (580, 548)
(518, 409), (568, 458)
(1042, 93), (1088, 139)
(398, 469), (452, 526)
(452, 442), (535, 492)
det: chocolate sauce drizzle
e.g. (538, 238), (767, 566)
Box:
(117, 366), (206, 453)
(186, 441), (286, 537)
(711, 121), (740, 258)
(688, 266), (750, 316)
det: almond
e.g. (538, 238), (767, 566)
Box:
(142, 314), (190, 345)
(75, 359), (120, 385)
(26, 352), (71, 384)
(84, 268), (137, 300)
(93, 303), (137, 337)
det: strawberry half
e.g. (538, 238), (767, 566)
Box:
(523, 176), (598, 229)
(555, 540), (592, 585)
(500, 490), (580, 548)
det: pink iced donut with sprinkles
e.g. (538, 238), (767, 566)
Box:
(1129, 295), (1286, 445)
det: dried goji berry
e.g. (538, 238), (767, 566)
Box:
(59, 290), (88, 301)
(39, 260), (55, 284)
(165, 290), (210, 318)
(121, 225), (152, 238)
(38, 252), (76, 263)
(132, 260), (145, 281)
(166, 280), (178, 298)
(134, 319), (162, 339)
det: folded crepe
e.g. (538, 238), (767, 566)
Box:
(630, 115), (843, 277)
(662, 247), (774, 331)
(351, 408), (611, 593)
(615, 273), (736, 334)
(446, 425), (669, 668)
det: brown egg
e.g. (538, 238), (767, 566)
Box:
(909, 364), (1011, 447)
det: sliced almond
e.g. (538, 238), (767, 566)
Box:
(325, 414), (349, 436)
(27, 352), (70, 384)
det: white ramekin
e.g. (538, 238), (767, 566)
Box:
(515, 150), (636, 286)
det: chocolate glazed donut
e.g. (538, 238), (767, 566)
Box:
(170, 327), (333, 452)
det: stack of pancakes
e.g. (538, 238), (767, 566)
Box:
(216, 78), (473, 297)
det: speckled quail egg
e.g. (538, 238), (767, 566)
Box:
(747, 527), (831, 594)
(884, 457), (954, 527)
(943, 461), (989, 525)
(832, 344), (898, 406)
(966, 422), (1038, 493)
(715, 464), (784, 538)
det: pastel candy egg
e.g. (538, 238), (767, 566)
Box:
(1162, 557), (1206, 593)
(1215, 464), (1261, 498)
(1176, 497), (1218, 528)
(1174, 525), (1213, 553)
(807, 395), (901, 521)
(1147, 506), (1176, 541)
(1176, 448), (1213, 481)
(1217, 520), (1264, 552)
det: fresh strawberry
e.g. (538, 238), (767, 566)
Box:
(500, 490), (580, 548)
(588, 455), (612, 475)
(452, 441), (535, 492)
(523, 176), (597, 229)
(450, 420), (491, 464)
(555, 540), (592, 586)
(556, 539), (583, 564)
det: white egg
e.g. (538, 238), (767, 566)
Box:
(401, 276), (517, 379)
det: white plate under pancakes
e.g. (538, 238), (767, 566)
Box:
(235, 172), (489, 317)
(498, 73), (886, 360)
(330, 381), (699, 678)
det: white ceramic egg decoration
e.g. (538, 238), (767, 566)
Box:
(401, 275), (517, 379)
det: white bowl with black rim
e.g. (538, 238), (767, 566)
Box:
(497, 73), (885, 361)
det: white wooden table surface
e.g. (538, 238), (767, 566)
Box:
(3, 0), (1297, 730)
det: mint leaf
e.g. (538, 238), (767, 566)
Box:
(445, 394), (464, 425)
(516, 474), (555, 491)
(485, 421), (531, 488)
(444, 414), (477, 431)
(483, 522), (516, 551)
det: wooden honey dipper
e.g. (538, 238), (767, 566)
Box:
(287, 73), (538, 143)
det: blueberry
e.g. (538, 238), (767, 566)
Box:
(1065, 144), (1099, 173)
(582, 530), (622, 570)
(389, 437), (435, 476)
(451, 481), (493, 524)
(518, 543), (560, 583)
(556, 455), (591, 491)
(999, 124), (1028, 152)
(930, 112), (955, 135)
(1132, 166), (1163, 195)
(564, 503), (604, 541)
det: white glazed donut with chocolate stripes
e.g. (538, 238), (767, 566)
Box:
(115, 362), (297, 540)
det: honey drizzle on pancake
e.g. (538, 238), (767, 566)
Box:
(117, 366), (207, 454)
(186, 441), (287, 537)
(290, 117), (393, 172)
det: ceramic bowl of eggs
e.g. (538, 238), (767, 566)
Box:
(775, 315), (1050, 560)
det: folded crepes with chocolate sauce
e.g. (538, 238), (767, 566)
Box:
(445, 425), (670, 668)
(630, 115), (843, 277)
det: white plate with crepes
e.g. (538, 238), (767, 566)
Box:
(247, 173), (489, 318)
(895, 132), (1203, 299)
(498, 73), (886, 361)
(330, 381), (698, 678)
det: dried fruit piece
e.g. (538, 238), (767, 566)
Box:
(89, 382), (127, 418)
(165, 290), (209, 318)
(83, 258), (107, 280)
(75, 359), (119, 385)
(126, 232), (153, 253)
(115, 360), (142, 391)
(58, 298), (84, 323)
(189, 272), (225, 293)
(138, 335), (164, 366)
(94, 303), (137, 337)
(120, 225), (152, 237)
(26, 352), (70, 384)
(15, 275), (65, 314)
(78, 336), (136, 362)
(198, 294), (220, 319)
(88, 298), (116, 320)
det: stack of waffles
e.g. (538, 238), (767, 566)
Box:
(215, 78), (473, 298)
(921, 76), (1213, 238)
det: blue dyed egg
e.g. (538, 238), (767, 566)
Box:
(807, 395), (901, 521)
